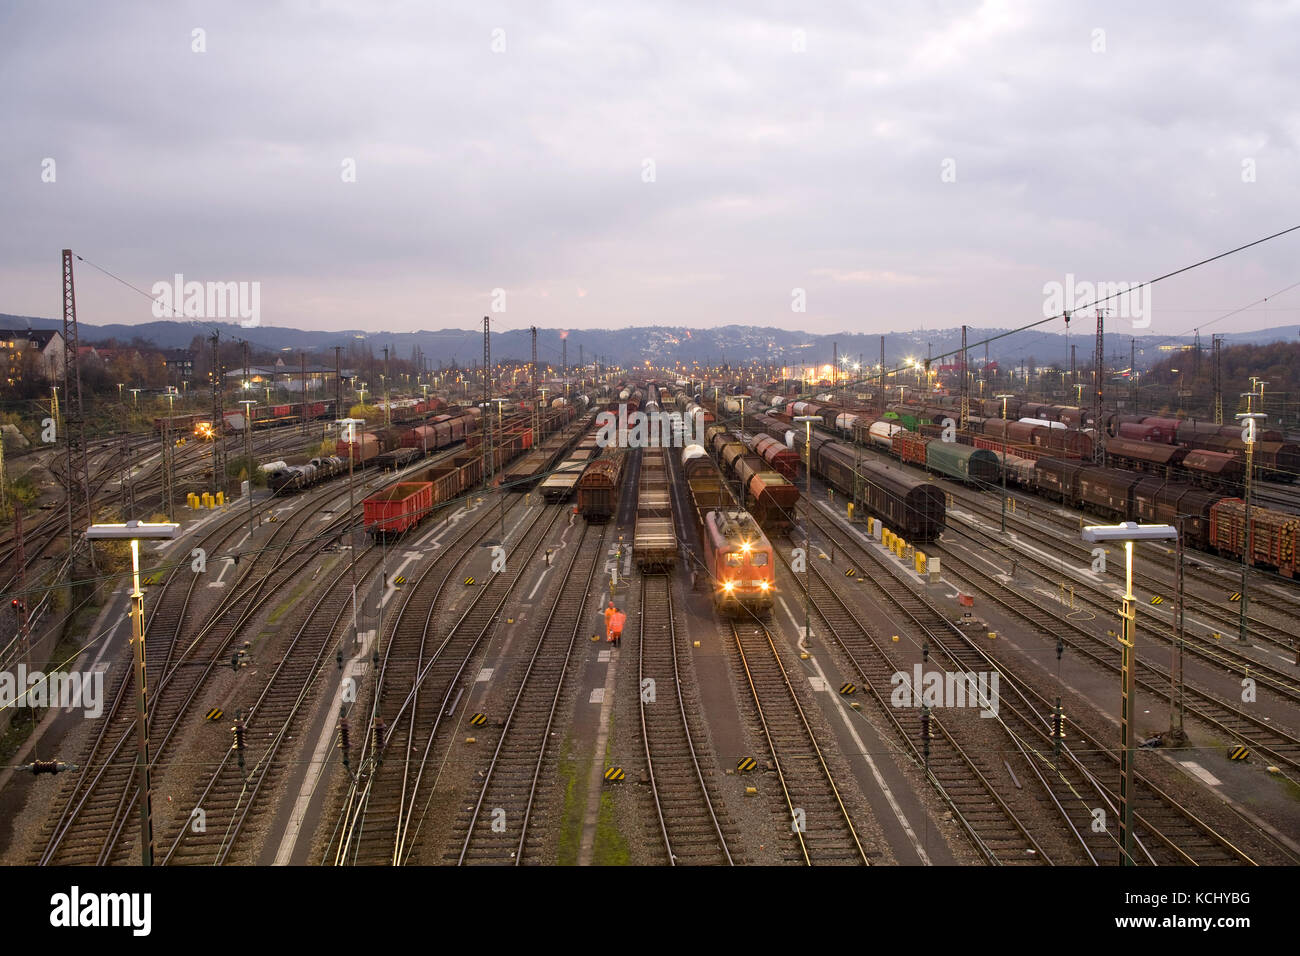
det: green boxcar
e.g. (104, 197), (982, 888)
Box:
(926, 441), (1000, 484)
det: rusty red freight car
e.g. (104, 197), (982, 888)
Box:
(363, 482), (434, 536)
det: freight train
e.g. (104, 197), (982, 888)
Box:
(706, 425), (799, 533)
(681, 444), (775, 612)
(361, 454), (484, 537)
(754, 413), (946, 542)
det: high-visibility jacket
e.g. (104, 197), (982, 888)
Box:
(609, 611), (626, 636)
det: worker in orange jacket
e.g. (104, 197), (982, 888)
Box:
(607, 609), (626, 648)
(604, 602), (616, 638)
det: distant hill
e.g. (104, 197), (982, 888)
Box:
(4, 311), (1298, 372)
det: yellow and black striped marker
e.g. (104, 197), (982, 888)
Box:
(1230, 592), (1241, 602)
(604, 767), (625, 782)
(737, 756), (757, 773)
(1150, 595), (1164, 605)
(394, 575), (406, 586)
(1229, 746), (1249, 761)
(468, 713), (486, 726)
(464, 576), (475, 586)
(840, 682), (856, 696)
(844, 568), (856, 577)
(205, 708), (224, 722)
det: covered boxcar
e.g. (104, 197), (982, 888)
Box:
(1035, 458), (1085, 503)
(810, 434), (945, 541)
(1078, 467), (1139, 520)
(926, 442), (999, 484)
(1104, 437), (1188, 479)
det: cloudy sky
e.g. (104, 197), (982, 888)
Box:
(3, 0), (1299, 341)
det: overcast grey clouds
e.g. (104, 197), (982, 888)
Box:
(2, 0), (1298, 337)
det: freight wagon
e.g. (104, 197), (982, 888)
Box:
(634, 447), (677, 570)
(926, 441), (999, 485)
(795, 428), (945, 542)
(576, 447), (626, 521)
(1210, 499), (1299, 577)
(363, 482), (434, 536)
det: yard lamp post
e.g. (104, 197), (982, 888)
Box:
(1236, 405), (1266, 646)
(86, 519), (179, 866)
(1081, 521), (1178, 866)
(338, 418), (365, 651)
(239, 400), (256, 535)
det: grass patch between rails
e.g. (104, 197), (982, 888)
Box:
(592, 710), (629, 866)
(0, 708), (46, 768)
(556, 734), (589, 866)
(267, 555), (341, 625)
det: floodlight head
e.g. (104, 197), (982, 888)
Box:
(1081, 521), (1178, 543)
(794, 415), (820, 423)
(87, 520), (179, 540)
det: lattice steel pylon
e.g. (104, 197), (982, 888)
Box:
(1093, 308), (1105, 463)
(211, 331), (226, 494)
(959, 324), (969, 430)
(482, 315), (491, 487)
(60, 250), (94, 568)
(1212, 334), (1223, 425)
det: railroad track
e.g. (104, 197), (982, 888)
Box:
(927, 541), (1300, 775)
(788, 542), (1057, 864)
(452, 520), (606, 864)
(943, 499), (1300, 702)
(160, 546), (386, 864)
(33, 462), (403, 865)
(331, 497), (561, 866)
(728, 618), (870, 865)
(637, 572), (735, 865)
(804, 504), (1269, 865)
(950, 482), (1300, 657)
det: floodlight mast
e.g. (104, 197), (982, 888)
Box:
(1080, 521), (1177, 866)
(86, 520), (179, 866)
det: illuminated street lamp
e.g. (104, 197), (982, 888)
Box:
(1236, 404), (1266, 646)
(338, 418), (365, 652)
(239, 400), (256, 535)
(86, 519), (179, 866)
(1081, 521), (1178, 866)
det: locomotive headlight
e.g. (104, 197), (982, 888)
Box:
(741, 540), (751, 552)
(723, 580), (735, 592)
(759, 581), (770, 591)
